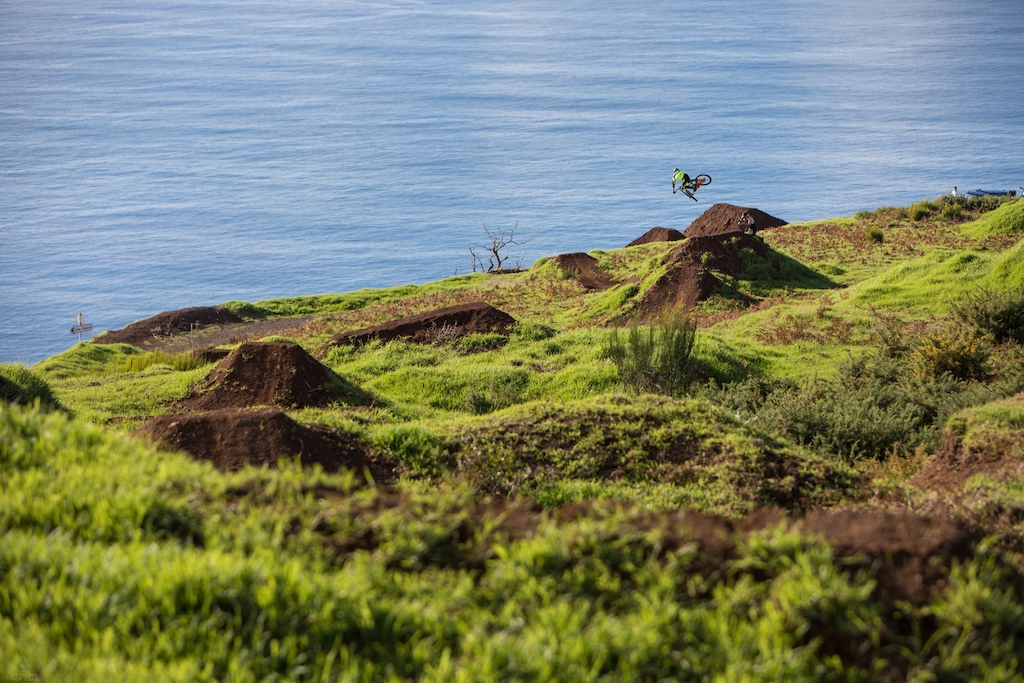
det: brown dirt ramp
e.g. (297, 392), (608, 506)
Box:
(95, 306), (244, 347)
(323, 301), (517, 349)
(552, 253), (617, 292)
(626, 227), (684, 247)
(632, 231), (773, 318)
(684, 203), (787, 238)
(182, 341), (356, 410)
(134, 407), (395, 479)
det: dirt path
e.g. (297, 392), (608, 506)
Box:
(95, 307), (317, 354)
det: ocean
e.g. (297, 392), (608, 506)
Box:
(2, 0), (1022, 364)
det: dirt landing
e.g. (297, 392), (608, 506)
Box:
(626, 227), (684, 247)
(94, 305), (316, 355)
(95, 306), (244, 347)
(182, 341), (350, 411)
(322, 302), (517, 350)
(134, 407), (395, 479)
(552, 253), (617, 292)
(684, 203), (788, 238)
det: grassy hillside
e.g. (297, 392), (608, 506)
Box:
(4, 194), (1024, 680)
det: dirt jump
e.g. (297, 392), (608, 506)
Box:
(682, 203), (787, 238)
(626, 227), (684, 247)
(181, 341), (361, 411)
(624, 204), (787, 318)
(552, 252), (618, 292)
(321, 301), (517, 351)
(134, 407), (395, 480)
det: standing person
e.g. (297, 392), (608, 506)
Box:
(952, 186), (959, 197)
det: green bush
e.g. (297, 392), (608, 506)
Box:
(910, 200), (934, 221)
(866, 225), (884, 243)
(703, 348), (1024, 462)
(603, 315), (698, 397)
(950, 285), (1024, 344)
(911, 330), (991, 382)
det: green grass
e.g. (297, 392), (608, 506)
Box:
(399, 393), (861, 515)
(5, 402), (1024, 681)
(960, 197), (1024, 238)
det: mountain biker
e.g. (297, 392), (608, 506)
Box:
(672, 169), (692, 194)
(672, 168), (706, 195)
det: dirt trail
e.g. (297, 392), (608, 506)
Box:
(94, 306), (315, 354)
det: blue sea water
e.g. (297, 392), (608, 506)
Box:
(2, 0), (1022, 364)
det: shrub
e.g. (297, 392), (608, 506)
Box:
(911, 330), (991, 382)
(704, 344), (1024, 462)
(950, 285), (1024, 344)
(603, 315), (698, 397)
(866, 226), (884, 243)
(910, 201), (933, 221)
(942, 202), (963, 220)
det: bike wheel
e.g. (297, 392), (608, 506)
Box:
(695, 174), (712, 187)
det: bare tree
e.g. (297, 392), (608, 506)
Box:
(469, 222), (531, 273)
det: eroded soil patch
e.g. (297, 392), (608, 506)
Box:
(913, 429), (1024, 492)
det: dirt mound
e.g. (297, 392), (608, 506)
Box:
(323, 302), (517, 350)
(799, 509), (973, 605)
(684, 203), (787, 238)
(634, 508), (972, 606)
(134, 407), (395, 479)
(632, 231), (773, 318)
(182, 342), (348, 411)
(552, 253), (617, 292)
(96, 306), (244, 347)
(626, 227), (685, 247)
(912, 429), (1024, 492)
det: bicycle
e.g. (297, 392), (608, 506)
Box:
(672, 173), (712, 201)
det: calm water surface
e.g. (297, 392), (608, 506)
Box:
(2, 0), (1022, 363)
